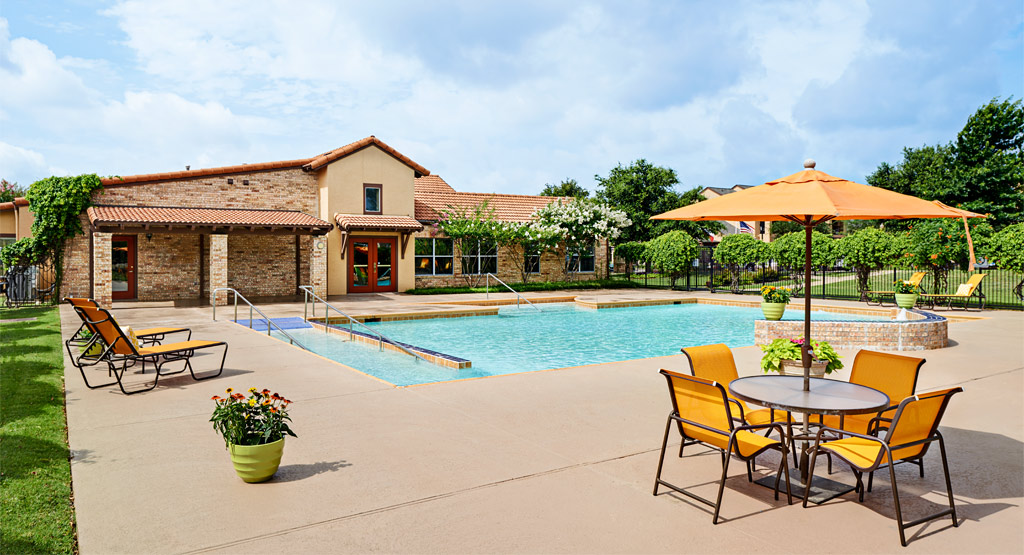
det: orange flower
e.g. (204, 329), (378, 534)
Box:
(270, 407), (278, 413)
(262, 389), (270, 395)
(211, 395), (221, 401)
(930, 254), (939, 260)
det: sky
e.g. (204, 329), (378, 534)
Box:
(1, 0), (1021, 196)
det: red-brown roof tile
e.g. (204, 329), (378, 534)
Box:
(334, 213), (423, 232)
(0, 197), (30, 211)
(305, 136), (430, 177)
(87, 205), (332, 232)
(100, 158), (313, 186)
(413, 180), (568, 223)
(414, 175), (456, 194)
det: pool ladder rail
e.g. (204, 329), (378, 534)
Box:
(299, 285), (429, 364)
(484, 273), (541, 311)
(211, 287), (311, 351)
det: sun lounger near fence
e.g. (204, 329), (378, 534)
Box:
(919, 273), (987, 311)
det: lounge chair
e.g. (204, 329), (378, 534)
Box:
(73, 305), (227, 395)
(809, 350), (925, 474)
(864, 271), (927, 306)
(919, 273), (987, 311)
(803, 387), (962, 546)
(653, 370), (792, 524)
(64, 297), (191, 346)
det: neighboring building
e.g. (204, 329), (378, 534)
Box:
(8, 136), (600, 306)
(0, 197), (32, 249)
(699, 185), (770, 242)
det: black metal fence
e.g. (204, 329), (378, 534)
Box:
(2, 259), (57, 307)
(614, 246), (1024, 310)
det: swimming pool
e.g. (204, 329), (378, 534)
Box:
(272, 303), (884, 386)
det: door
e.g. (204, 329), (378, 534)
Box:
(349, 237), (397, 293)
(111, 235), (137, 300)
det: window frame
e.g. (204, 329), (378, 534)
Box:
(566, 243), (596, 273)
(414, 237), (454, 276)
(363, 183), (382, 215)
(523, 250), (542, 275)
(461, 239), (498, 275)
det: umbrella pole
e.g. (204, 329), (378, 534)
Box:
(803, 222), (812, 393)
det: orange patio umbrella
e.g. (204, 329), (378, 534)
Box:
(652, 160), (984, 391)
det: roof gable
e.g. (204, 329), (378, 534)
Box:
(304, 136), (430, 177)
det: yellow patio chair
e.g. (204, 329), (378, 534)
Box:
(811, 350), (925, 474)
(682, 343), (791, 426)
(653, 370), (792, 524)
(75, 305), (227, 395)
(864, 271), (927, 306)
(919, 273), (987, 311)
(803, 387), (963, 547)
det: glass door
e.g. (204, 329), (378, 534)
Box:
(348, 237), (397, 293)
(111, 235), (137, 300)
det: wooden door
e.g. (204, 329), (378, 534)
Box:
(348, 237), (397, 293)
(111, 235), (137, 300)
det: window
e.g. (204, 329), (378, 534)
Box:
(415, 238), (454, 275)
(461, 240), (498, 275)
(566, 243), (595, 273)
(364, 184), (382, 214)
(524, 251), (541, 274)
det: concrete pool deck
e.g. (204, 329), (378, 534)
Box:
(60, 291), (1023, 553)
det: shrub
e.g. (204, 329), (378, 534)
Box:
(713, 234), (770, 293)
(645, 231), (700, 289)
(835, 228), (897, 299)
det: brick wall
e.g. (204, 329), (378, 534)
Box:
(227, 235), (300, 297)
(137, 234), (201, 300)
(209, 235), (228, 306)
(92, 232), (111, 307)
(62, 221), (91, 299)
(753, 314), (948, 351)
(413, 230), (610, 289)
(95, 169), (317, 212)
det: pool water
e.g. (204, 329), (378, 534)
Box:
(272, 303), (883, 386)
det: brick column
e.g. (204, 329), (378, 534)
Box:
(310, 235), (327, 297)
(209, 234), (228, 306)
(92, 232), (112, 307)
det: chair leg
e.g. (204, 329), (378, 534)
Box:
(653, 415), (674, 496)
(827, 452), (833, 474)
(746, 460), (753, 482)
(712, 445), (732, 524)
(867, 471), (874, 492)
(802, 446), (821, 508)
(937, 433), (959, 527)
(888, 461), (907, 547)
(918, 458), (925, 478)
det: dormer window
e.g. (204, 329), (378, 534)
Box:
(364, 184), (382, 214)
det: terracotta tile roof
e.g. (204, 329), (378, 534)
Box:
(334, 213), (423, 232)
(100, 158), (313, 186)
(414, 175), (457, 194)
(87, 205), (333, 233)
(414, 179), (569, 223)
(0, 197), (29, 211)
(305, 136), (430, 177)
(99, 136), (430, 186)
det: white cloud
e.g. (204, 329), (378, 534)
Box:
(0, 142), (55, 183)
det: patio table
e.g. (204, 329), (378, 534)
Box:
(728, 375), (889, 504)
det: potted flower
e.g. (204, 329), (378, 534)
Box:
(760, 338), (843, 377)
(211, 388), (296, 483)
(760, 285), (792, 321)
(893, 279), (921, 309)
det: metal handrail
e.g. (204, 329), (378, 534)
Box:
(484, 273), (541, 311)
(211, 287), (310, 351)
(299, 286), (428, 363)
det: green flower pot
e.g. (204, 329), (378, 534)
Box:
(760, 302), (786, 321)
(894, 293), (919, 309)
(229, 438), (284, 483)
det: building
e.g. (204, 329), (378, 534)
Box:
(699, 185), (770, 242)
(0, 197), (32, 249)
(6, 136), (604, 305)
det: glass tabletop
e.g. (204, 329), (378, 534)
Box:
(729, 375), (890, 415)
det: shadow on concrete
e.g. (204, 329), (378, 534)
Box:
(274, 460), (353, 482)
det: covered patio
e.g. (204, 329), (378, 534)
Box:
(85, 205), (333, 306)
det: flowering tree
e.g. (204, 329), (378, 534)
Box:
(532, 199), (631, 280)
(492, 221), (562, 283)
(438, 203), (499, 287)
(897, 219), (993, 293)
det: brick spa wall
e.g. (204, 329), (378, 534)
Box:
(413, 232), (609, 289)
(754, 310), (948, 351)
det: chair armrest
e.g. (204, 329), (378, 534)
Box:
(734, 422), (786, 437)
(727, 398), (745, 422)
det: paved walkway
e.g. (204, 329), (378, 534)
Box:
(60, 291), (1023, 553)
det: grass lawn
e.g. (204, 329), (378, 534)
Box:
(0, 305), (76, 554)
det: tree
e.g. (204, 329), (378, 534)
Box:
(614, 241), (646, 278)
(712, 234), (771, 293)
(492, 221), (561, 284)
(645, 231), (700, 289)
(835, 228), (898, 299)
(867, 98), (1024, 230)
(540, 178), (589, 199)
(984, 223), (1024, 299)
(532, 198), (631, 280)
(595, 160), (720, 244)
(438, 202), (499, 287)
(770, 231), (838, 291)
(896, 219), (994, 294)
(0, 179), (28, 203)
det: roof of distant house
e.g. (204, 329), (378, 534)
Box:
(702, 185), (754, 196)
(0, 197), (29, 211)
(100, 136), (429, 187)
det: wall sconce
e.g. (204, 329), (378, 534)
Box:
(146, 233), (153, 242)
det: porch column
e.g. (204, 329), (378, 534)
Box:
(93, 232), (112, 307)
(209, 234), (228, 306)
(310, 236), (327, 297)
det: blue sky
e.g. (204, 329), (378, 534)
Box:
(1, 1), (1021, 195)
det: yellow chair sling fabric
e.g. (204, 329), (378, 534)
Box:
(681, 344), (790, 427)
(919, 273), (987, 311)
(804, 387), (963, 546)
(653, 370), (792, 524)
